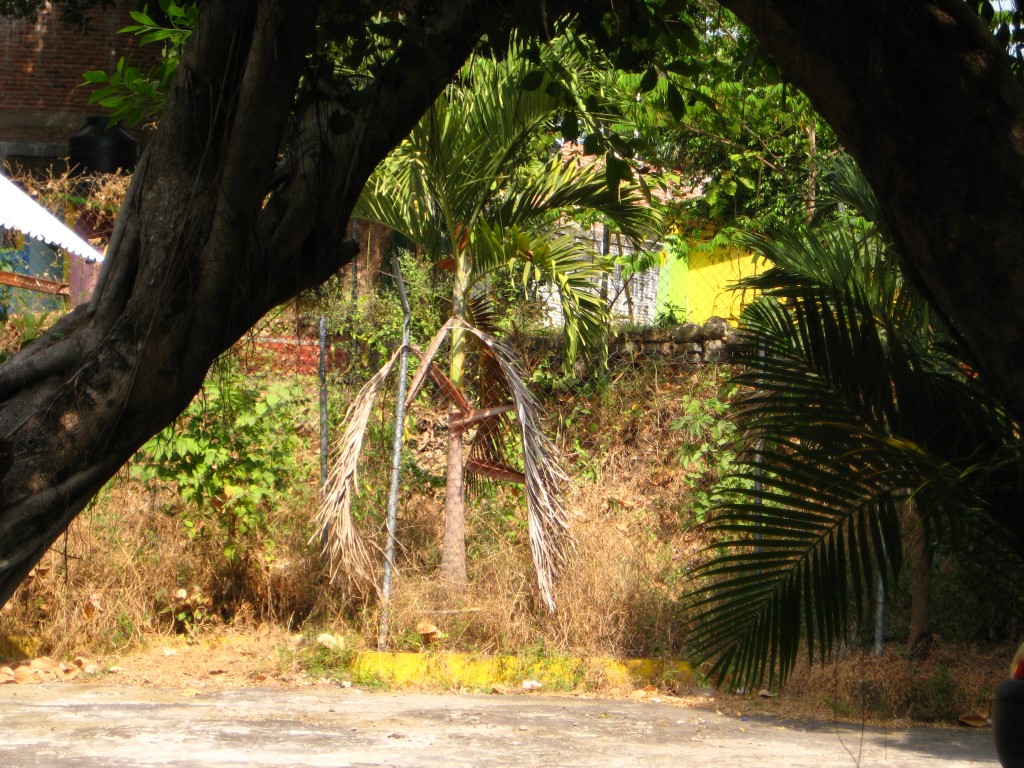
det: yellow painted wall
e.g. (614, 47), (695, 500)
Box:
(686, 247), (760, 325)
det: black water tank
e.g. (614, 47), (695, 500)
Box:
(68, 116), (139, 174)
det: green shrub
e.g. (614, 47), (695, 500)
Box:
(135, 359), (308, 561)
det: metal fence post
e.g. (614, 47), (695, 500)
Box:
(378, 257), (411, 650)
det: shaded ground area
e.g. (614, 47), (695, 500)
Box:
(0, 685), (999, 767)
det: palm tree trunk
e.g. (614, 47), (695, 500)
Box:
(441, 413), (468, 584)
(440, 245), (470, 585)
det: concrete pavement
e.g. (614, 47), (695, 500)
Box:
(0, 684), (1000, 767)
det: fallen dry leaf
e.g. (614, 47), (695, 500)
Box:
(13, 667), (39, 684)
(73, 657), (99, 675)
(958, 713), (989, 728)
(414, 622), (444, 645)
(30, 657), (58, 672)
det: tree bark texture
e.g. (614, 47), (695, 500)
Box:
(441, 413), (468, 585)
(355, 221), (394, 297)
(0, 0), (490, 607)
(722, 1), (1024, 424)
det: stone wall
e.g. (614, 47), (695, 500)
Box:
(517, 316), (735, 373)
(609, 317), (733, 366)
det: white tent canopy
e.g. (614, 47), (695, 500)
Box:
(0, 173), (105, 262)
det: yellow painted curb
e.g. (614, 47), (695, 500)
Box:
(348, 650), (693, 691)
(0, 635), (40, 660)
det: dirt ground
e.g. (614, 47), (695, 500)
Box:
(72, 630), (1006, 723)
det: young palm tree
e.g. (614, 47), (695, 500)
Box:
(687, 159), (1024, 687)
(353, 36), (658, 590)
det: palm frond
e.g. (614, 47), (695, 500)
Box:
(467, 341), (516, 476)
(472, 222), (612, 364)
(358, 36), (604, 248)
(311, 347), (404, 594)
(404, 317), (471, 412)
(485, 158), (660, 248)
(457, 320), (572, 612)
(405, 316), (572, 610)
(689, 258), (1018, 688)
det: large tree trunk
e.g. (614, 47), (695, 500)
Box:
(355, 221), (394, 297)
(0, 0), (489, 608)
(722, 1), (1024, 414)
(722, 0), (1024, 549)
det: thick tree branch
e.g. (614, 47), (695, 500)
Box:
(722, 0), (1024, 418)
(0, 0), (494, 607)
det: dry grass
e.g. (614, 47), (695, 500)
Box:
(0, 352), (1015, 725)
(0, 360), (712, 663)
(698, 641), (1014, 725)
(0, 472), (330, 660)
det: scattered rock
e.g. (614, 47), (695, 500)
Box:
(316, 633), (345, 652)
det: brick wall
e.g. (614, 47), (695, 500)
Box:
(0, 1), (157, 161)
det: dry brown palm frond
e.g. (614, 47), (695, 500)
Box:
(469, 340), (515, 471)
(465, 456), (525, 483)
(405, 317), (468, 410)
(457, 320), (572, 613)
(319, 316), (571, 612)
(310, 346), (404, 595)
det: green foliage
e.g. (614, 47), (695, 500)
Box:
(594, 8), (837, 237)
(908, 663), (966, 721)
(686, 158), (1024, 689)
(80, 1), (195, 125)
(969, 0), (1024, 78)
(0, 310), (58, 364)
(356, 34), (660, 371)
(158, 586), (211, 636)
(670, 377), (744, 523)
(0, 247), (15, 323)
(293, 636), (357, 683)
(136, 360), (307, 561)
(320, 249), (449, 372)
